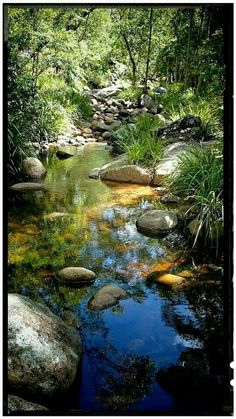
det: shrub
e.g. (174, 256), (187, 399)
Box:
(163, 142), (223, 248)
(116, 114), (166, 166)
(71, 93), (93, 122)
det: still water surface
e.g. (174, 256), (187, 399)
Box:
(8, 144), (224, 415)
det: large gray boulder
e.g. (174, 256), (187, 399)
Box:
(153, 86), (167, 94)
(22, 157), (46, 179)
(100, 164), (151, 185)
(140, 94), (157, 112)
(8, 294), (82, 400)
(9, 182), (45, 192)
(56, 267), (96, 286)
(136, 210), (178, 236)
(153, 143), (191, 186)
(88, 285), (129, 311)
(8, 395), (49, 413)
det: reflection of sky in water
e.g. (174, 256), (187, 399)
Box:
(8, 145), (223, 414)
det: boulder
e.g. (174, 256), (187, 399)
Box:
(56, 267), (96, 286)
(8, 294), (82, 400)
(136, 210), (178, 236)
(100, 164), (151, 185)
(153, 143), (192, 186)
(92, 121), (112, 132)
(9, 183), (45, 192)
(109, 120), (122, 130)
(8, 395), (49, 413)
(147, 272), (187, 286)
(89, 168), (100, 179)
(140, 94), (156, 112)
(160, 194), (180, 204)
(56, 150), (73, 160)
(153, 115), (202, 143)
(88, 285), (129, 311)
(187, 219), (223, 241)
(22, 157), (46, 179)
(155, 114), (166, 124)
(153, 86), (167, 94)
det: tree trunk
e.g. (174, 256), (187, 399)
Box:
(123, 33), (137, 87)
(143, 8), (154, 94)
(184, 9), (194, 88)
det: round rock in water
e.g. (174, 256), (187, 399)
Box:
(88, 285), (129, 311)
(57, 267), (96, 286)
(9, 182), (45, 192)
(8, 395), (49, 413)
(136, 210), (178, 236)
(8, 294), (82, 400)
(89, 168), (100, 179)
(22, 157), (46, 179)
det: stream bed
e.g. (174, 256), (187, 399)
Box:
(8, 144), (225, 415)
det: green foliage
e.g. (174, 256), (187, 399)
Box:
(71, 94), (93, 121)
(118, 87), (143, 102)
(164, 142), (223, 248)
(116, 115), (166, 165)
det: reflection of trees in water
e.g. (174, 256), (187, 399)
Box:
(76, 305), (155, 411)
(156, 282), (231, 415)
(99, 354), (155, 411)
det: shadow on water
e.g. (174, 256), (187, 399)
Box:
(8, 144), (227, 414)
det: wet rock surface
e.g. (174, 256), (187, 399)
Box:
(136, 210), (178, 236)
(8, 293), (82, 401)
(22, 157), (47, 179)
(9, 182), (45, 192)
(153, 114), (202, 143)
(56, 267), (96, 286)
(8, 394), (49, 413)
(88, 285), (129, 311)
(100, 164), (152, 185)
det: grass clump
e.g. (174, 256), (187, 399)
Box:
(118, 86), (143, 102)
(115, 114), (166, 166)
(160, 83), (222, 142)
(164, 142), (223, 248)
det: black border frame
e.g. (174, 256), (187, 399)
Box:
(2, 3), (234, 416)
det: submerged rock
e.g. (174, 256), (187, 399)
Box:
(100, 164), (151, 185)
(147, 272), (187, 286)
(22, 157), (46, 179)
(56, 150), (73, 159)
(8, 293), (82, 400)
(43, 212), (68, 220)
(136, 210), (178, 236)
(8, 395), (49, 413)
(88, 285), (129, 311)
(9, 182), (45, 192)
(56, 267), (96, 286)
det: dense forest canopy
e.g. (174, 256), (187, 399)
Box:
(7, 5), (225, 179)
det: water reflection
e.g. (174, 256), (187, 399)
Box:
(8, 144), (226, 414)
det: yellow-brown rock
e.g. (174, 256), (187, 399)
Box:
(147, 272), (187, 286)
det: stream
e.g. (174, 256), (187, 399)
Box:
(8, 143), (225, 415)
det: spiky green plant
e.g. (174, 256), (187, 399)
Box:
(164, 142), (223, 249)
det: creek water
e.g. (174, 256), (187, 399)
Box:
(8, 144), (225, 415)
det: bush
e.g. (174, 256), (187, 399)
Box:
(71, 93), (93, 122)
(116, 114), (166, 166)
(163, 142), (223, 248)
